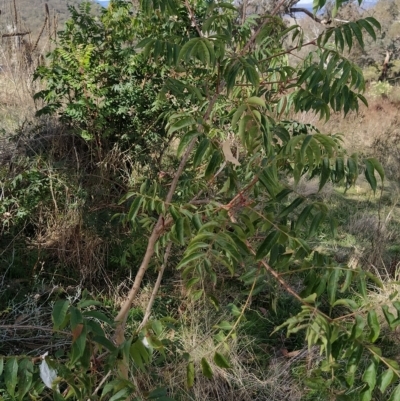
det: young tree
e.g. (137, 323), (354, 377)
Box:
(12, 0), (400, 400)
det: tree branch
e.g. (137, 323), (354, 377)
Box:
(114, 91), (222, 346)
(289, 7), (324, 23)
(138, 241), (173, 331)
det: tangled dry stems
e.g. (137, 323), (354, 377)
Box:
(130, 301), (313, 401)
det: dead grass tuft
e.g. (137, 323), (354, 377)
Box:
(32, 208), (107, 282)
(291, 176), (334, 199)
(131, 302), (309, 401)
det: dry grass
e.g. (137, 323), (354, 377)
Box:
(290, 176), (334, 199)
(0, 37), (41, 132)
(130, 301), (311, 401)
(32, 208), (107, 282)
(0, 288), (72, 356)
(362, 268), (400, 358)
(294, 93), (400, 163)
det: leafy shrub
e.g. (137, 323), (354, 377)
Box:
(369, 81), (392, 98)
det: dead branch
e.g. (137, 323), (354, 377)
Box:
(379, 50), (392, 81)
(1, 31), (30, 38)
(289, 7), (325, 23)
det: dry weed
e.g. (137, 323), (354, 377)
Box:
(31, 207), (107, 282)
(290, 176), (334, 199)
(133, 301), (309, 401)
(0, 36), (42, 131)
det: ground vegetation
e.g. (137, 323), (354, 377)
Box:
(1, 0), (400, 400)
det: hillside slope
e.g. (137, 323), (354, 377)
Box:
(0, 0), (101, 38)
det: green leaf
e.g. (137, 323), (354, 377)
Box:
(367, 310), (380, 342)
(359, 272), (367, 299)
(214, 352), (231, 369)
(332, 298), (358, 310)
(17, 359), (33, 401)
(328, 268), (340, 305)
(358, 19), (376, 41)
(152, 320), (163, 336)
(365, 16), (381, 30)
(256, 230), (280, 261)
(247, 96), (266, 108)
(5, 357), (18, 397)
(70, 306), (83, 329)
(342, 24), (353, 51)
(367, 157), (384, 183)
(319, 157), (330, 191)
(70, 323), (87, 364)
(83, 310), (113, 325)
(382, 305), (397, 329)
(279, 197), (305, 218)
(147, 387), (171, 400)
(295, 205), (313, 230)
(179, 38), (215, 66)
(308, 211), (324, 237)
(93, 335), (117, 352)
(0, 358), (3, 376)
(53, 391), (66, 401)
(360, 388), (372, 401)
(191, 289), (204, 301)
(201, 357), (213, 379)
(186, 277), (200, 289)
(77, 299), (102, 308)
(127, 197), (143, 222)
(167, 116), (195, 136)
(335, 157), (345, 182)
(364, 159), (377, 193)
(231, 104), (247, 128)
(176, 217), (185, 245)
(52, 299), (70, 330)
(177, 252), (205, 270)
(362, 362), (377, 392)
(339, 268), (353, 294)
(229, 232), (249, 255)
(300, 135), (313, 162)
(109, 388), (131, 401)
(350, 315), (365, 340)
(335, 28), (344, 51)
(130, 339), (151, 372)
(193, 138), (210, 168)
(378, 369), (394, 394)
(347, 154), (359, 186)
(302, 293), (317, 303)
(186, 361), (195, 388)
(205, 151), (222, 180)
(389, 384), (400, 401)
(216, 320), (234, 331)
(177, 130), (199, 158)
(350, 22), (364, 49)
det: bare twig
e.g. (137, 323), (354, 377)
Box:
(184, 0), (203, 37)
(0, 325), (69, 334)
(289, 7), (324, 23)
(92, 370), (112, 397)
(32, 13), (48, 53)
(13, 0), (18, 30)
(1, 32), (30, 38)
